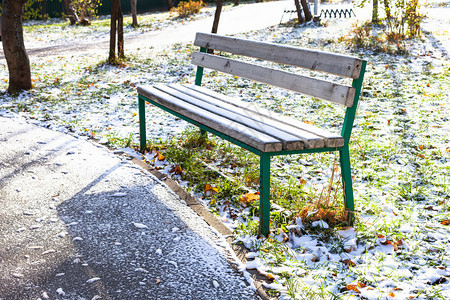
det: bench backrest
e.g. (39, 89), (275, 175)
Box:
(191, 32), (367, 144)
(192, 32), (365, 108)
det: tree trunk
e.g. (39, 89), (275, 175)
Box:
(167, 0), (174, 11)
(109, 0), (124, 63)
(131, 0), (138, 27)
(383, 0), (391, 20)
(1, 0), (32, 93)
(109, 0), (118, 63)
(117, 1), (124, 59)
(234, 0), (239, 5)
(372, 0), (379, 23)
(63, 0), (79, 25)
(300, 0), (312, 22)
(211, 0), (224, 34)
(294, 0), (304, 24)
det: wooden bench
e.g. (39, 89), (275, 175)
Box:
(137, 32), (367, 236)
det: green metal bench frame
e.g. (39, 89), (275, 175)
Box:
(138, 36), (366, 236)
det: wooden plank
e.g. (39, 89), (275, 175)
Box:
(185, 84), (344, 148)
(191, 52), (356, 107)
(137, 85), (283, 152)
(194, 32), (364, 79)
(167, 84), (327, 149)
(153, 84), (306, 151)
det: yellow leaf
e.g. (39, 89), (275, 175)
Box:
(239, 193), (259, 205)
(203, 184), (219, 196)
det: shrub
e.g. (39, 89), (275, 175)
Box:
(343, 21), (408, 55)
(171, 1), (205, 18)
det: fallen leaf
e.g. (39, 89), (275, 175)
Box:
(343, 259), (356, 267)
(440, 220), (450, 226)
(169, 165), (182, 175)
(203, 184), (219, 196)
(346, 284), (361, 293)
(239, 193), (259, 205)
(154, 151), (165, 161)
(380, 240), (399, 251)
(155, 278), (161, 284)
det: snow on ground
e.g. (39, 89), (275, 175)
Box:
(0, 1), (449, 299)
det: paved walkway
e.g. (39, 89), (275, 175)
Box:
(4, 1), (291, 58)
(0, 111), (259, 299)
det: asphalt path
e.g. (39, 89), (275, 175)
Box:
(0, 111), (260, 299)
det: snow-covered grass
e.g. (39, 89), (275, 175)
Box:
(22, 3), (228, 49)
(1, 2), (449, 299)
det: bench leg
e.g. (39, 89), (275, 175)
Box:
(339, 146), (355, 223)
(138, 97), (146, 153)
(200, 128), (207, 137)
(259, 153), (271, 236)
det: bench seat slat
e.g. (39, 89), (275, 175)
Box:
(192, 52), (356, 107)
(138, 85), (283, 152)
(167, 84), (328, 149)
(185, 84), (345, 148)
(153, 84), (306, 150)
(194, 32), (364, 79)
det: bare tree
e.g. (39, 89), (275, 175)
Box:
(131, 0), (138, 27)
(1, 0), (32, 93)
(109, 0), (124, 64)
(64, 0), (79, 25)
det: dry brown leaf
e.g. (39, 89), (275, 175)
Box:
(169, 165), (182, 175)
(380, 240), (399, 251)
(343, 259), (356, 267)
(346, 284), (361, 293)
(155, 278), (161, 284)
